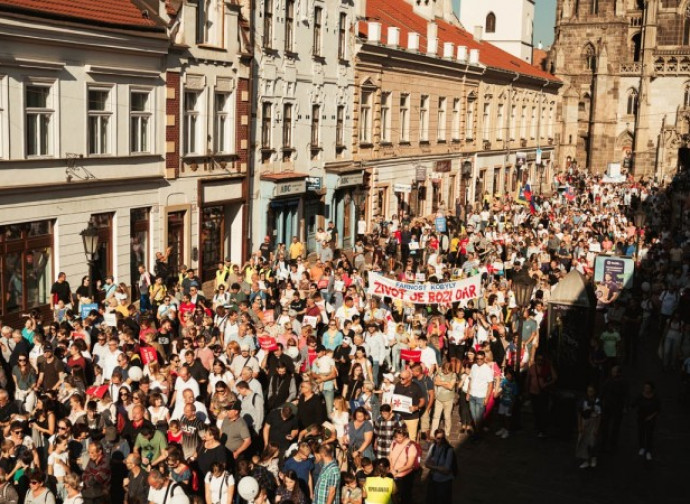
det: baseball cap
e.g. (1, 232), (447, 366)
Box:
(43, 343), (54, 352)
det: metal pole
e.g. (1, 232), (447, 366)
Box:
(514, 307), (524, 375)
(88, 260), (95, 300)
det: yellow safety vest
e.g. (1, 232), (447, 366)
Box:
(363, 476), (395, 504)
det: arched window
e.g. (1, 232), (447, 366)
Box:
(626, 89), (638, 115)
(486, 12), (496, 33)
(583, 44), (596, 72)
(631, 32), (641, 62)
(684, 5), (690, 45)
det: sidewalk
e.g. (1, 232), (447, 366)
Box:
(413, 335), (690, 503)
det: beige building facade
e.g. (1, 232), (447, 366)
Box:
(354, 0), (560, 228)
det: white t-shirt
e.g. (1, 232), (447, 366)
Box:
(419, 347), (437, 373)
(48, 451), (69, 478)
(148, 482), (190, 504)
(204, 473), (235, 504)
(468, 363), (494, 398)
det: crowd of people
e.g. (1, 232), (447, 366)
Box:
(0, 168), (688, 504)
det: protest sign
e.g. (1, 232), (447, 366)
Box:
(80, 303), (98, 319)
(391, 394), (413, 413)
(400, 349), (421, 362)
(368, 272), (481, 305)
(302, 315), (318, 328)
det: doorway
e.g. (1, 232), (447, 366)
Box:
(167, 211), (186, 277)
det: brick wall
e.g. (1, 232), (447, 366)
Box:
(166, 71), (180, 176)
(236, 77), (250, 173)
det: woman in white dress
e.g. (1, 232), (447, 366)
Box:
(204, 461), (235, 504)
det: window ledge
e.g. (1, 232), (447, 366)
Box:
(310, 145), (323, 151)
(419, 140), (430, 145)
(399, 141), (411, 146)
(260, 147), (276, 153)
(437, 139), (447, 144)
(197, 44), (227, 52)
(465, 138), (474, 142)
(312, 55), (326, 63)
(339, 58), (349, 66)
(285, 50), (298, 59)
(336, 144), (347, 151)
(359, 142), (374, 148)
(451, 139), (461, 144)
(380, 141), (393, 147)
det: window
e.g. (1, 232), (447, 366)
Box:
(482, 103), (491, 141)
(626, 89), (638, 115)
(685, 84), (690, 107)
(0, 76), (5, 159)
(130, 90), (151, 153)
(360, 90), (373, 143)
(313, 7), (323, 57)
(530, 106), (536, 139)
(465, 94), (476, 140)
(684, 7), (690, 46)
(87, 89), (111, 155)
(591, 0), (598, 15)
(400, 93), (410, 142)
(540, 107), (546, 139)
(631, 32), (642, 62)
(452, 98), (461, 140)
(486, 12), (496, 33)
(197, 0), (223, 46)
(381, 92), (392, 142)
(420, 95), (429, 142)
(263, 0), (273, 48)
(262, 102), (272, 148)
(338, 13), (347, 60)
(336, 105), (345, 147)
(311, 104), (320, 146)
(437, 97), (447, 141)
(520, 105), (527, 139)
(183, 91), (202, 155)
(130, 208), (150, 300)
(285, 0), (295, 52)
(510, 105), (516, 140)
(25, 84), (53, 157)
(214, 92), (234, 153)
(0, 220), (53, 315)
(496, 104), (504, 140)
(548, 106), (554, 137)
(283, 103), (293, 148)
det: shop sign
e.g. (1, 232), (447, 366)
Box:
(435, 160), (451, 173)
(306, 176), (322, 191)
(394, 183), (412, 193)
(415, 166), (427, 181)
(337, 172), (364, 188)
(273, 180), (305, 197)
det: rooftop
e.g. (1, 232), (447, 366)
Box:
(0, 0), (163, 31)
(361, 0), (559, 83)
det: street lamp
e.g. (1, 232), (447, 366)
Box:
(461, 160), (472, 221)
(512, 265), (536, 374)
(80, 222), (99, 300)
(537, 163), (545, 195)
(633, 208), (647, 261)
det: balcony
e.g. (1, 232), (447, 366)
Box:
(628, 11), (642, 28)
(652, 55), (690, 75)
(180, 153), (243, 175)
(619, 62), (641, 75)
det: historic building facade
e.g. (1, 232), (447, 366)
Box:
(0, 0), (251, 322)
(353, 0), (560, 227)
(551, 0), (690, 179)
(250, 0), (356, 251)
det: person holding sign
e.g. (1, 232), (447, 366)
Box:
(392, 370), (425, 440)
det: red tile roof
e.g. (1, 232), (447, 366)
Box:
(0, 0), (162, 30)
(361, 0), (559, 83)
(533, 48), (548, 71)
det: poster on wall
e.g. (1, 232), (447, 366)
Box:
(593, 255), (634, 308)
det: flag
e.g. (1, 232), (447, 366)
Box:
(516, 181), (534, 212)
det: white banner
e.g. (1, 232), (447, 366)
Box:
(367, 272), (481, 305)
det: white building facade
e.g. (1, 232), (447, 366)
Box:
(251, 0), (357, 251)
(457, 0), (535, 62)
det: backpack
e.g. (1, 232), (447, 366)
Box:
(405, 440), (423, 471)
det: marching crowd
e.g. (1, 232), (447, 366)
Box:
(0, 168), (688, 504)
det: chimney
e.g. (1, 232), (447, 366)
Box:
(367, 21), (381, 44)
(355, 0), (366, 19)
(408, 32), (420, 52)
(469, 48), (480, 65)
(387, 27), (400, 48)
(443, 42), (454, 59)
(473, 25), (483, 42)
(427, 21), (438, 56)
(456, 45), (468, 62)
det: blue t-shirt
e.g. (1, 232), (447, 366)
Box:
(282, 456), (315, 494)
(499, 378), (519, 407)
